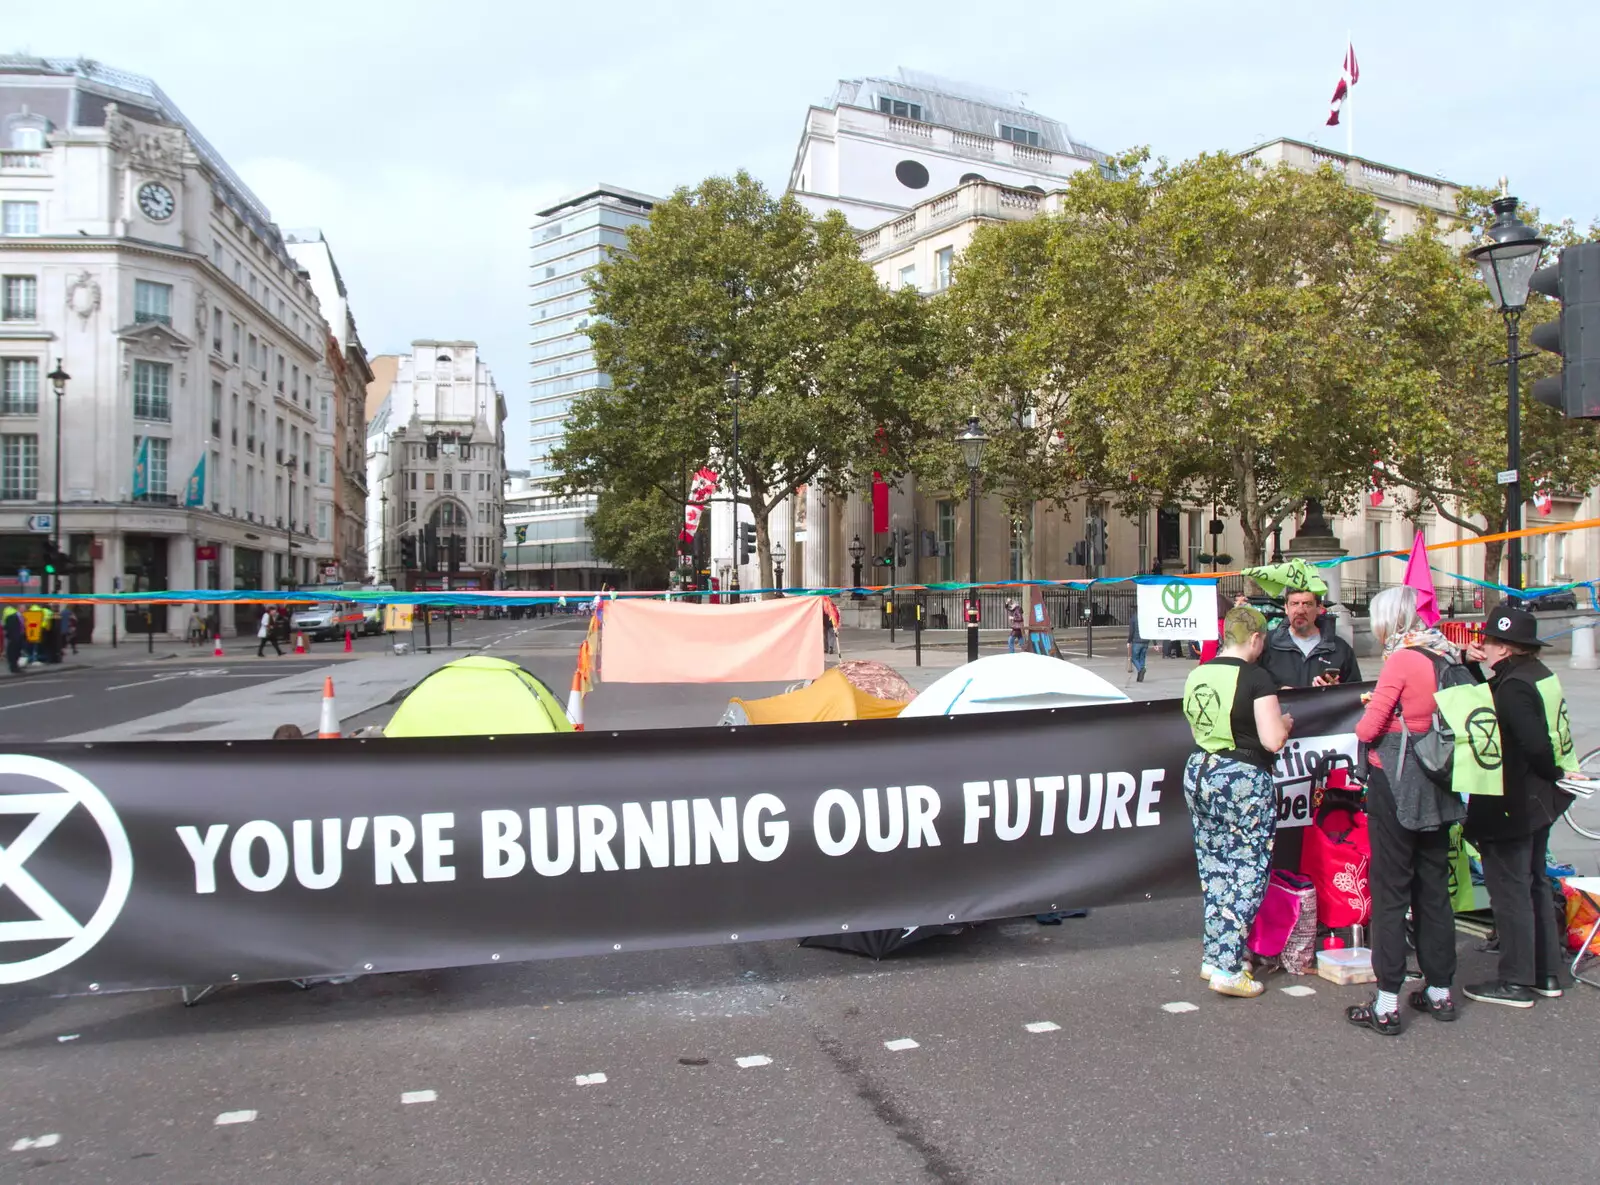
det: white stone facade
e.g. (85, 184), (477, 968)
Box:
(0, 57), (341, 638)
(365, 341), (507, 591)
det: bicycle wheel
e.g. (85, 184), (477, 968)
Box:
(1564, 748), (1600, 841)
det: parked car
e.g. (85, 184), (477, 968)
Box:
(1524, 588), (1579, 611)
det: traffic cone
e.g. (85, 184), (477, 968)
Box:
(343, 628), (353, 653)
(213, 635), (224, 658)
(566, 670), (584, 731)
(294, 633), (307, 655)
(318, 676), (341, 738)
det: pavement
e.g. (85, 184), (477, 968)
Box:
(3, 618), (1599, 1182)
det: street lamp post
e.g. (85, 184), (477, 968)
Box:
(772, 541), (786, 595)
(1471, 190), (1548, 598)
(380, 490), (389, 582)
(956, 413), (990, 662)
(728, 364), (741, 600)
(848, 534), (865, 599)
(47, 360), (69, 595)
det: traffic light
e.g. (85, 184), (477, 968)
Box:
(895, 528), (910, 567)
(399, 533), (417, 569)
(448, 534), (463, 573)
(1088, 516), (1108, 567)
(888, 528), (900, 568)
(737, 522), (756, 564)
(421, 524), (439, 571)
(1530, 242), (1600, 418)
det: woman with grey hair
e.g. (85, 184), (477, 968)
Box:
(1348, 585), (1465, 1035)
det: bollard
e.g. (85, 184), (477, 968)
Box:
(914, 595), (923, 668)
(1571, 616), (1598, 671)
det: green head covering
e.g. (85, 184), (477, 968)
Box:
(1241, 558), (1328, 599)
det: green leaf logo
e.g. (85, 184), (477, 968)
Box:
(1160, 582), (1193, 615)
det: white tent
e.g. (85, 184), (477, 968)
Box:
(899, 652), (1130, 717)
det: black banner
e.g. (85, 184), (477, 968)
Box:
(0, 685), (1367, 1000)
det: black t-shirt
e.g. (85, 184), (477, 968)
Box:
(1213, 656), (1280, 768)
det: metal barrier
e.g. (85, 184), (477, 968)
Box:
(1440, 620), (1485, 648)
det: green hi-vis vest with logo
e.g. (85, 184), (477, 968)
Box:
(1432, 678), (1505, 799)
(1183, 662), (1240, 754)
(1535, 674), (1581, 774)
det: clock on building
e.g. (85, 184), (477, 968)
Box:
(137, 181), (176, 222)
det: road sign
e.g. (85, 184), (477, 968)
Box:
(25, 514), (52, 533)
(1496, 469), (1518, 485)
(16, 567), (29, 583)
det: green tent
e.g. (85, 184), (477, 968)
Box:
(384, 655), (574, 737)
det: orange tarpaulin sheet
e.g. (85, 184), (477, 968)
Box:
(732, 668), (908, 724)
(601, 597), (824, 684)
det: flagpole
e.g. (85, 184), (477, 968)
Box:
(1345, 30), (1353, 156)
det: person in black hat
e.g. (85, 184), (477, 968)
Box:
(1462, 602), (1577, 1009)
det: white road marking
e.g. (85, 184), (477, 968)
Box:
(1280, 985), (1318, 997)
(10, 1134), (60, 1151)
(883, 1038), (920, 1052)
(574, 1072), (607, 1086)
(0, 694), (73, 712)
(735, 1055), (772, 1069)
(400, 1090), (436, 1105)
(1161, 1002), (1200, 1014)
(56, 1034), (78, 1043)
(213, 1110), (257, 1126)
(1024, 1021), (1061, 1033)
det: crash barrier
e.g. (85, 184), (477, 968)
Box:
(1440, 620), (1487, 649)
(0, 685), (1365, 1001)
(10, 517), (1598, 611)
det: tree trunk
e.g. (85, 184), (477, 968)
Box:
(1234, 457), (1266, 567)
(1018, 505), (1035, 582)
(750, 482), (774, 598)
(1483, 537), (1504, 588)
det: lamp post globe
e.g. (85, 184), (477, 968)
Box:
(956, 414), (989, 661)
(772, 541), (786, 594)
(1471, 191), (1549, 597)
(848, 533), (865, 597)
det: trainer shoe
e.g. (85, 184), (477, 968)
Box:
(1208, 969), (1264, 998)
(1200, 963), (1220, 981)
(1463, 980), (1536, 1009)
(1530, 976), (1564, 999)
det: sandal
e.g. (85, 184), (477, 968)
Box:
(1407, 989), (1457, 1022)
(1345, 998), (1402, 1036)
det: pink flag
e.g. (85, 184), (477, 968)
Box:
(1326, 42), (1359, 126)
(1402, 529), (1439, 627)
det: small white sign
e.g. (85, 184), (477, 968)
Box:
(1136, 580), (1219, 641)
(1496, 469), (1518, 485)
(26, 513), (52, 533)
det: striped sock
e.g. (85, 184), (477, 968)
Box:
(1426, 985), (1451, 1004)
(1375, 990), (1399, 1016)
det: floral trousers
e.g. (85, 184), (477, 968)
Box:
(1183, 751), (1278, 975)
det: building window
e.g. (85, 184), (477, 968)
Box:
(443, 472), (453, 491)
(209, 380), (223, 435)
(1, 433), (37, 498)
(425, 473), (435, 491)
(408, 471), (417, 490)
(898, 265), (916, 290)
(9, 126), (45, 151)
(247, 334), (257, 370)
(408, 500), (416, 521)
(134, 280), (172, 326)
(318, 502), (331, 541)
(135, 435), (169, 497)
(936, 247), (953, 290)
(212, 307), (223, 353)
(275, 355), (285, 393)
(248, 273), (258, 301)
(318, 448), (330, 484)
(133, 360), (172, 420)
(936, 500), (955, 583)
(1186, 511), (1203, 572)
(1, 201), (40, 236)
(878, 97), (924, 121)
(212, 238), (224, 267)
(231, 321), (241, 364)
(998, 125), (1042, 148)
(1, 358), (39, 414)
(477, 503), (487, 524)
(2, 275), (37, 320)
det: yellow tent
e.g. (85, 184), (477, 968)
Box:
(726, 668), (908, 725)
(385, 655), (574, 737)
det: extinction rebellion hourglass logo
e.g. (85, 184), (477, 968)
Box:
(0, 756), (133, 985)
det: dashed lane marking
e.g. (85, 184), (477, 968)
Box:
(213, 1111), (257, 1126)
(0, 694), (73, 712)
(883, 1038), (920, 1052)
(1280, 985), (1318, 997)
(400, 1091), (437, 1105)
(735, 1055), (772, 1068)
(1024, 1021), (1061, 1033)
(574, 1073), (607, 1087)
(56, 1034), (78, 1043)
(1161, 1002), (1200, 1014)
(10, 1134), (60, 1151)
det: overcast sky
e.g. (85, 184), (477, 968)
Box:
(11, 0), (1597, 469)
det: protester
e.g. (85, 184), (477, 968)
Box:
(1199, 592), (1251, 665)
(2, 604), (21, 674)
(1007, 599), (1024, 653)
(257, 606), (283, 657)
(1462, 603), (1573, 1008)
(40, 603), (60, 664)
(271, 723), (305, 740)
(1260, 587), (1361, 688)
(1127, 612), (1148, 683)
(1348, 586), (1463, 1035)
(1180, 605), (1292, 998)
(63, 609), (78, 656)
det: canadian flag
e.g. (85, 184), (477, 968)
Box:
(1533, 488), (1553, 516)
(1327, 43), (1359, 126)
(1368, 466), (1385, 508)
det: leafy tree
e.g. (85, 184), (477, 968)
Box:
(552, 172), (935, 591)
(1379, 190), (1600, 584)
(585, 485), (681, 588)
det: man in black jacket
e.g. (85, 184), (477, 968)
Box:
(1462, 603), (1573, 1008)
(1258, 588), (1362, 688)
